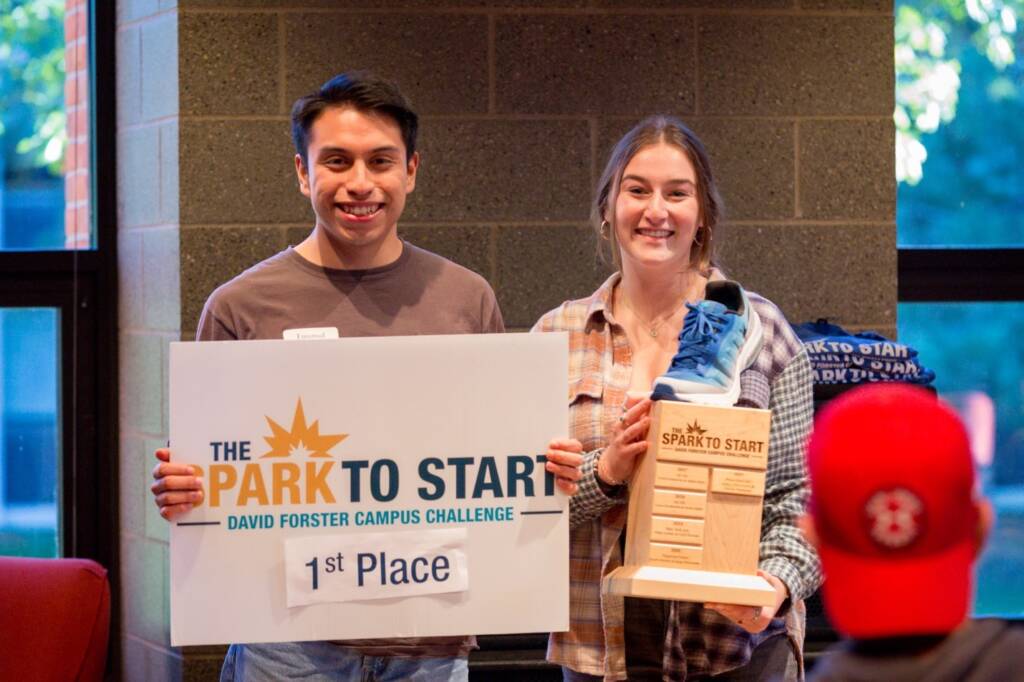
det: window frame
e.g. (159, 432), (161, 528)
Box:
(0, 0), (118, 595)
(897, 251), (1024, 624)
(899, 248), (1024, 301)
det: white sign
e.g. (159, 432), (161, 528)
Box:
(284, 528), (469, 607)
(169, 333), (569, 646)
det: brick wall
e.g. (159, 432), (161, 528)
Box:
(117, 1), (895, 678)
(64, 0), (90, 248)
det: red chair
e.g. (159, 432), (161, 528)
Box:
(0, 556), (111, 681)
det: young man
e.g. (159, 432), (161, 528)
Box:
(150, 72), (582, 681)
(802, 384), (1024, 682)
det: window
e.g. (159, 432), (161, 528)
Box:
(1, 0), (91, 250)
(0, 307), (60, 556)
(0, 0), (116, 568)
(896, 0), (1024, 617)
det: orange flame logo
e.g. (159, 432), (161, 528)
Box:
(260, 398), (347, 458)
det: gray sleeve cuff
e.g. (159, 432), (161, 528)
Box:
(569, 449), (627, 528)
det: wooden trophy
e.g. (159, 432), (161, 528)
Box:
(602, 399), (776, 606)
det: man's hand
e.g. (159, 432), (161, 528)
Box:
(545, 438), (585, 495)
(150, 448), (204, 521)
(705, 570), (789, 633)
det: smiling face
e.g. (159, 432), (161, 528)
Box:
(295, 105), (419, 267)
(609, 142), (701, 275)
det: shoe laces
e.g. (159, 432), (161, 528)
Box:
(668, 303), (734, 370)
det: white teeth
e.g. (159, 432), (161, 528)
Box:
(637, 229), (672, 238)
(341, 204), (381, 216)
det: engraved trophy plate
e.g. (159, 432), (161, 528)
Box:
(650, 517), (705, 544)
(652, 490), (707, 518)
(654, 462), (710, 491)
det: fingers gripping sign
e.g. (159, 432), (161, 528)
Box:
(151, 447), (205, 520)
(545, 438), (584, 496)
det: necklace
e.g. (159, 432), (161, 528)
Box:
(618, 293), (689, 338)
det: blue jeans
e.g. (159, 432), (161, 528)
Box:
(220, 641), (469, 682)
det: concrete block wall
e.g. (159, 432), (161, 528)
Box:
(117, 0), (895, 678)
(170, 1), (895, 335)
(116, 0), (183, 677)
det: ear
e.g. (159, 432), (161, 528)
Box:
(405, 151), (420, 193)
(798, 513), (819, 549)
(602, 193), (615, 226)
(603, 175), (622, 226)
(295, 154), (311, 198)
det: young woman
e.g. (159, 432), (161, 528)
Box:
(535, 116), (821, 681)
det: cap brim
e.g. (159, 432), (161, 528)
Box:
(818, 537), (974, 639)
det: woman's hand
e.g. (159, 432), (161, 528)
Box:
(545, 439), (585, 495)
(705, 570), (789, 633)
(597, 396), (652, 485)
(151, 448), (204, 520)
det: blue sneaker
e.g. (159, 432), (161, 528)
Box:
(651, 281), (763, 406)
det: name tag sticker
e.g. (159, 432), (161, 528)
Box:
(283, 327), (340, 340)
(284, 528), (469, 607)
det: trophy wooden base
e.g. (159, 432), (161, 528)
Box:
(603, 566), (776, 607)
(602, 400), (775, 608)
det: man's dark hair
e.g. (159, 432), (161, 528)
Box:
(290, 71), (419, 168)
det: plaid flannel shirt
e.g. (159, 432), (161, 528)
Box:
(532, 272), (822, 681)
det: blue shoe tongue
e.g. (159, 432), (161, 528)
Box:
(699, 300), (729, 316)
(668, 299), (738, 373)
(681, 300), (729, 335)
(678, 300), (730, 350)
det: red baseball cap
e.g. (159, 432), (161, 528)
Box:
(806, 384), (981, 638)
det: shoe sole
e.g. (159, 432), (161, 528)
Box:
(652, 303), (764, 407)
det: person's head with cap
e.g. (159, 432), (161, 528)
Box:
(800, 383), (993, 639)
